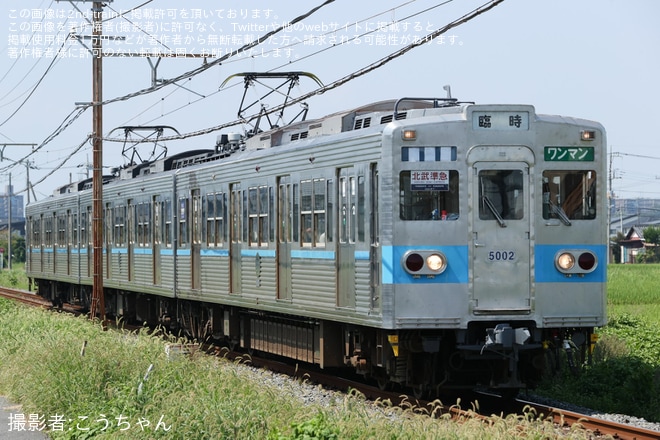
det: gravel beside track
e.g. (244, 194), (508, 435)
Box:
(521, 392), (660, 434)
(238, 362), (660, 434)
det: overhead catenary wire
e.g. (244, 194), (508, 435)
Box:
(98, 0), (337, 107)
(3, 0), (503, 189)
(0, 0), (336, 179)
(123, 0), (456, 128)
(103, 0), (506, 143)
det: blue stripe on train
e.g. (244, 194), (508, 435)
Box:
(381, 245), (469, 284)
(534, 244), (607, 283)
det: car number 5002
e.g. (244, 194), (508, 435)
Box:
(488, 250), (515, 261)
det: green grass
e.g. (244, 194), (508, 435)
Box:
(534, 264), (660, 421)
(0, 263), (29, 291)
(1, 263), (659, 436)
(0, 300), (574, 439)
(607, 264), (660, 324)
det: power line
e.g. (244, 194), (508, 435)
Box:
(103, 0), (506, 144)
(0, 0), (336, 180)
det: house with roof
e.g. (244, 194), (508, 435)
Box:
(618, 227), (646, 264)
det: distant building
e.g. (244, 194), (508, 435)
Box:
(610, 198), (660, 236)
(0, 185), (24, 221)
(618, 227), (646, 264)
(0, 185), (25, 236)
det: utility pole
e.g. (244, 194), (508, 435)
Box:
(61, 0), (110, 322)
(90, 0), (106, 323)
(7, 173), (11, 271)
(0, 143), (37, 270)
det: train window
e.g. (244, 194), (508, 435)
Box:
(105, 204), (112, 247)
(248, 186), (269, 246)
(350, 177), (356, 243)
(269, 187), (275, 243)
(32, 218), (40, 247)
(57, 213), (66, 247)
(192, 191), (201, 246)
(72, 213), (78, 247)
(301, 179), (327, 246)
(206, 193), (225, 247)
(242, 190), (248, 243)
(80, 212), (85, 248)
(293, 184), (299, 243)
(326, 179), (334, 243)
(399, 170), (460, 220)
(44, 215), (52, 246)
(137, 202), (151, 247)
(87, 207), (92, 248)
(479, 170), (524, 221)
(179, 198), (189, 246)
(163, 199), (172, 247)
(542, 170), (596, 220)
(153, 197), (161, 246)
(114, 205), (126, 246)
(357, 176), (365, 242)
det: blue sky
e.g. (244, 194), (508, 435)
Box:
(1, 0), (659, 202)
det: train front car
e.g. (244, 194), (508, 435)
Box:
(379, 99), (607, 396)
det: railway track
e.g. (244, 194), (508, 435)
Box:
(0, 286), (53, 308)
(242, 352), (660, 440)
(1, 287), (658, 439)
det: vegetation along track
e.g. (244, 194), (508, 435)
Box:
(1, 287), (658, 439)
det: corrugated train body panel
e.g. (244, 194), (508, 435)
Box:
(24, 97), (608, 395)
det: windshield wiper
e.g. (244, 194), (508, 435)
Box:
(482, 196), (506, 228)
(550, 200), (572, 226)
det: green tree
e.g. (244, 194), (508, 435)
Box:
(0, 232), (26, 266)
(638, 226), (660, 263)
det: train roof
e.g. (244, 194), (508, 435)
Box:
(44, 97), (602, 197)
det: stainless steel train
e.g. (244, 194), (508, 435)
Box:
(25, 96), (607, 397)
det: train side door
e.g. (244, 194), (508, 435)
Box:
(337, 167), (356, 308)
(229, 184), (242, 294)
(277, 176), (292, 300)
(471, 159), (531, 313)
(191, 189), (202, 290)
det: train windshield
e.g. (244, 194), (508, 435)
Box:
(478, 170), (524, 221)
(542, 170), (597, 220)
(399, 170), (459, 220)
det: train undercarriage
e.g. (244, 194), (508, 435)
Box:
(35, 279), (593, 398)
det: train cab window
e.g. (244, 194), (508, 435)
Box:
(542, 170), (596, 220)
(399, 170), (459, 220)
(479, 170), (524, 221)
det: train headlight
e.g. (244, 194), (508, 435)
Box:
(556, 252), (575, 270)
(403, 250), (447, 275)
(402, 129), (417, 140)
(555, 250), (598, 275)
(426, 253), (446, 272)
(581, 130), (596, 141)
